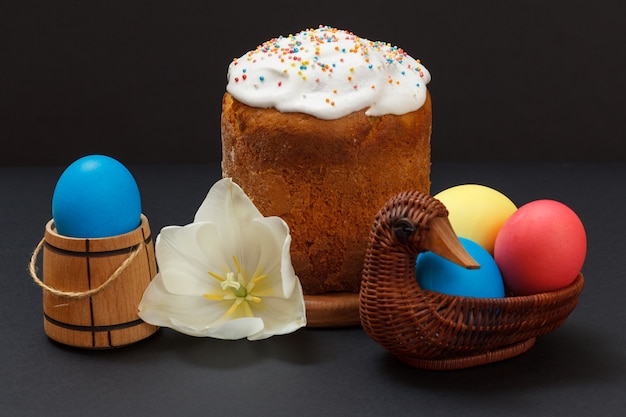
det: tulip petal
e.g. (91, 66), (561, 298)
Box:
(139, 273), (228, 328)
(194, 178), (262, 224)
(248, 281), (307, 340)
(156, 223), (228, 296)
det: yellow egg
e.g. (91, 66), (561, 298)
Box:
(434, 184), (517, 254)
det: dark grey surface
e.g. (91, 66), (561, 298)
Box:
(1, 162), (625, 417)
(3, 0), (625, 165)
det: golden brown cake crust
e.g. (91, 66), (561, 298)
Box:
(221, 92), (432, 294)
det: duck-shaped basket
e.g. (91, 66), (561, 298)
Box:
(359, 191), (584, 370)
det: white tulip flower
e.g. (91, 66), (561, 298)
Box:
(138, 178), (306, 340)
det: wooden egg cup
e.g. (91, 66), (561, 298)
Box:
(35, 214), (159, 349)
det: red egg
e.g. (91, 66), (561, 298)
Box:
(494, 199), (586, 295)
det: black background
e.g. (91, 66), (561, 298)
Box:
(3, 2), (626, 413)
(3, 0), (625, 166)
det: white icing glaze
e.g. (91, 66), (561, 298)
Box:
(226, 25), (430, 119)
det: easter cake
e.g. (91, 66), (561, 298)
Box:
(221, 26), (432, 304)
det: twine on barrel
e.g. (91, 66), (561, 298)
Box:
(28, 237), (145, 300)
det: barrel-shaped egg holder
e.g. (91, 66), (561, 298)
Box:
(36, 214), (158, 348)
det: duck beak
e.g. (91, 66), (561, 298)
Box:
(422, 216), (480, 269)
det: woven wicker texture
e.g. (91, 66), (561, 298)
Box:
(359, 191), (584, 370)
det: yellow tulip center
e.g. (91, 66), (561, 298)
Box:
(204, 256), (267, 317)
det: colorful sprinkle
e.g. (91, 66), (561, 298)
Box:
(226, 25), (430, 118)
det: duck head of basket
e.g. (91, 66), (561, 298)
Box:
(359, 191), (584, 370)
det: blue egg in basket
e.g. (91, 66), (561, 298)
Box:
(415, 237), (505, 298)
(52, 154), (142, 238)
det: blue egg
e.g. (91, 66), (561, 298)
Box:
(416, 237), (505, 298)
(52, 155), (142, 238)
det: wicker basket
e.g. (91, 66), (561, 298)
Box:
(359, 191), (584, 370)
